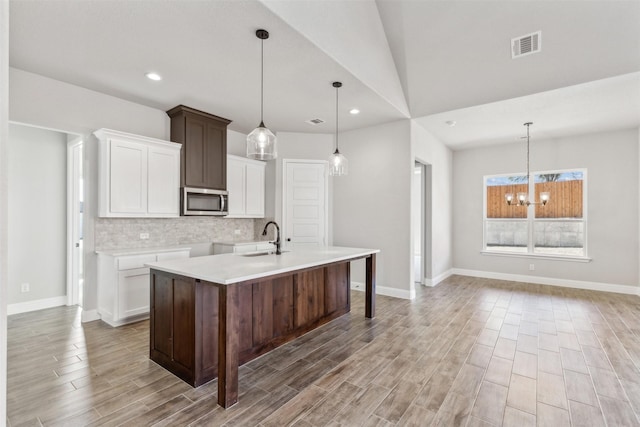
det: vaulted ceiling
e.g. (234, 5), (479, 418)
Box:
(9, 0), (640, 148)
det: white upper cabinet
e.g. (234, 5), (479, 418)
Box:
(147, 145), (180, 215)
(245, 161), (264, 216)
(109, 138), (148, 214)
(95, 129), (181, 217)
(226, 155), (265, 218)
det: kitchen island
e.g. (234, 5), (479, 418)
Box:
(146, 246), (379, 408)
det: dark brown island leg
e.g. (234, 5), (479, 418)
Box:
(218, 283), (240, 408)
(365, 253), (376, 318)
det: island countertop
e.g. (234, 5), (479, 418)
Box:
(145, 246), (380, 285)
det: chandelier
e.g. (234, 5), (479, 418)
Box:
(505, 122), (550, 206)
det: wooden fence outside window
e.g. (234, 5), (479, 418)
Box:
(486, 180), (583, 219)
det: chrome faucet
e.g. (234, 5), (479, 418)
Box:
(261, 221), (282, 255)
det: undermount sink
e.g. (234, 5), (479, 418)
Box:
(241, 251), (273, 257)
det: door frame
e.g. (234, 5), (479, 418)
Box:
(66, 137), (83, 306)
(414, 159), (433, 285)
(281, 159), (329, 249)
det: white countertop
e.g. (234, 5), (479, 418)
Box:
(145, 246), (379, 285)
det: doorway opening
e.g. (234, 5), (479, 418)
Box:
(413, 161), (432, 285)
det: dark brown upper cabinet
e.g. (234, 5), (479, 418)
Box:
(167, 105), (232, 190)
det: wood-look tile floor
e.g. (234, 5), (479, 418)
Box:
(8, 275), (640, 426)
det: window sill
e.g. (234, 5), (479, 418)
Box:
(481, 250), (592, 263)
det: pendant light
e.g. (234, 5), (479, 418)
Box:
(247, 29), (277, 160)
(505, 122), (550, 206)
(329, 81), (348, 176)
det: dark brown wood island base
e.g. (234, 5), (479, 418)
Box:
(146, 247), (378, 408)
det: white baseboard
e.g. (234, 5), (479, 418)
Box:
(423, 269), (454, 287)
(452, 268), (640, 296)
(7, 296), (67, 315)
(351, 281), (415, 300)
(81, 309), (101, 323)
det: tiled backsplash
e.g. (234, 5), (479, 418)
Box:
(253, 217), (276, 241)
(94, 217), (258, 251)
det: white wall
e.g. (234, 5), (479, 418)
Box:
(453, 128), (639, 288)
(227, 129), (247, 157)
(9, 68), (169, 318)
(411, 121), (454, 284)
(334, 120), (413, 299)
(8, 125), (68, 305)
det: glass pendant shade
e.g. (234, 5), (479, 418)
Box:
(247, 28), (277, 161)
(540, 191), (550, 205)
(505, 193), (514, 204)
(247, 121), (276, 160)
(517, 192), (528, 205)
(329, 81), (348, 176)
(329, 148), (348, 176)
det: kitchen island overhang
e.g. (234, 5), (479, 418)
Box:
(146, 246), (379, 408)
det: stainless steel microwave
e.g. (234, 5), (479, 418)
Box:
(181, 187), (228, 216)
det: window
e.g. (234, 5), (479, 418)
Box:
(484, 170), (586, 258)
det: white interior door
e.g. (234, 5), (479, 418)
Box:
(283, 160), (328, 248)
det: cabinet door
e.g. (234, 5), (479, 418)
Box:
(226, 157), (245, 216)
(205, 122), (226, 190)
(245, 162), (265, 217)
(110, 139), (147, 214)
(148, 146), (179, 215)
(173, 279), (195, 370)
(118, 267), (151, 318)
(184, 116), (207, 188)
(152, 273), (173, 358)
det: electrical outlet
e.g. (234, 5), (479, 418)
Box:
(529, 264), (535, 271)
(20, 283), (30, 293)
(234, 229), (241, 236)
(140, 233), (149, 240)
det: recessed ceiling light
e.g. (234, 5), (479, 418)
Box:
(445, 120), (456, 127)
(349, 108), (360, 115)
(145, 72), (162, 81)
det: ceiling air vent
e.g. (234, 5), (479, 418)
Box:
(511, 31), (541, 59)
(306, 118), (325, 125)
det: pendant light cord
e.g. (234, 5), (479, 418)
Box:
(335, 84), (339, 151)
(524, 122), (533, 187)
(260, 37), (264, 125)
(526, 122), (530, 183)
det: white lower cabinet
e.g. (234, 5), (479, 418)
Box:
(97, 249), (190, 326)
(118, 267), (152, 319)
